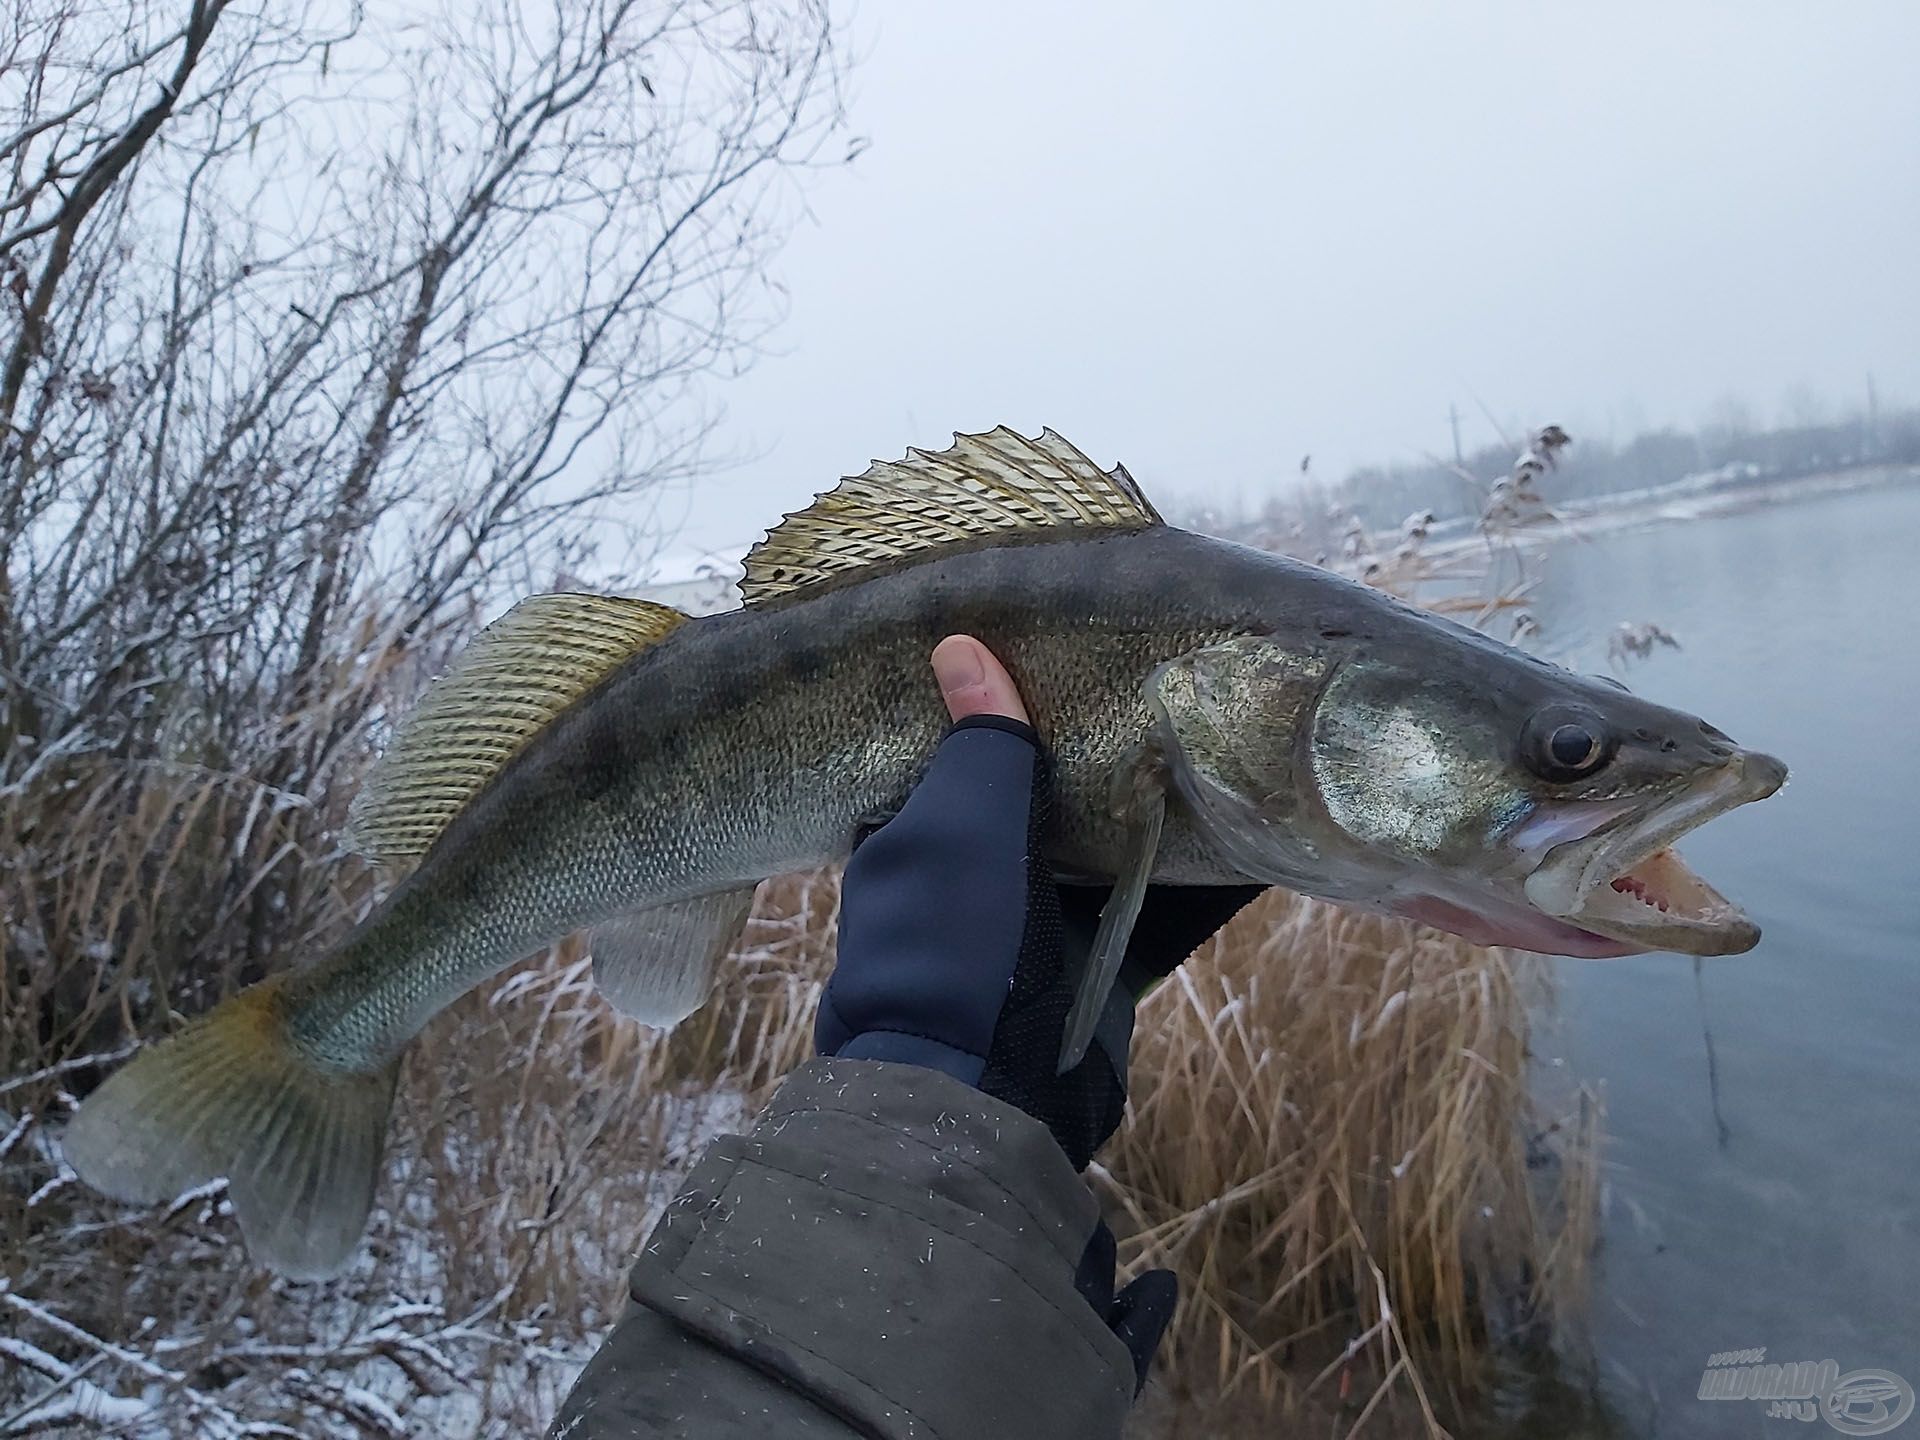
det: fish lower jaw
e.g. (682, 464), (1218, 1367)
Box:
(1393, 892), (1639, 958)
(1534, 846), (1761, 956)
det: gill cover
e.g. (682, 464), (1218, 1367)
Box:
(1146, 637), (1336, 887)
(1304, 662), (1518, 865)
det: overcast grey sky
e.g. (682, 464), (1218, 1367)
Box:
(658, 0), (1920, 561)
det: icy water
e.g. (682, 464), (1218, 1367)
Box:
(1525, 481), (1920, 1437)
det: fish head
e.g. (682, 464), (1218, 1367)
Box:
(1149, 633), (1787, 957)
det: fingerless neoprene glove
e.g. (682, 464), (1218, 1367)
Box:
(815, 714), (1266, 1393)
(816, 715), (1128, 1167)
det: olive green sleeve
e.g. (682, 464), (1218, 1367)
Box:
(549, 1057), (1136, 1439)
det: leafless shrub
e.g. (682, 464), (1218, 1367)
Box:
(4, 0), (848, 1431)
(1, 0), (848, 1143)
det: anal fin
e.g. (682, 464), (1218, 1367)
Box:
(590, 887), (759, 1026)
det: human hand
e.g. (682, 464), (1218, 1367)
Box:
(926, 632), (1267, 1002)
(815, 635), (1267, 1166)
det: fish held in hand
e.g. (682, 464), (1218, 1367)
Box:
(63, 427), (1786, 1275)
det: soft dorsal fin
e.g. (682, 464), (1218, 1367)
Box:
(740, 426), (1160, 604)
(348, 594), (685, 866)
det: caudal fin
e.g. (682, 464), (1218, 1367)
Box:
(62, 976), (398, 1280)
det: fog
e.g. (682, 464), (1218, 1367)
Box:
(662, 0), (1920, 559)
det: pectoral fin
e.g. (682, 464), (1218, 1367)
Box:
(1056, 784), (1166, 1075)
(590, 887), (758, 1026)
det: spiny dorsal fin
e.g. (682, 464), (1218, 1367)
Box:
(348, 594), (685, 866)
(740, 426), (1161, 604)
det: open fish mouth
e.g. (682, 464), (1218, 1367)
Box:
(1521, 750), (1789, 956)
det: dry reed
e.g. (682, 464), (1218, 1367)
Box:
(4, 847), (1598, 1436)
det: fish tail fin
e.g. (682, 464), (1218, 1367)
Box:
(62, 975), (398, 1280)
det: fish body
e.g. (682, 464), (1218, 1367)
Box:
(291, 525), (1297, 1067)
(64, 428), (1786, 1277)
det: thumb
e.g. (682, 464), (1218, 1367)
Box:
(930, 634), (1031, 725)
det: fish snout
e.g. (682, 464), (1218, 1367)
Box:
(1731, 749), (1789, 801)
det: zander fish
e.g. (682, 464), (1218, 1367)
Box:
(65, 427), (1787, 1277)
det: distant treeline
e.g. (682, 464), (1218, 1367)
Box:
(1201, 403), (1920, 545)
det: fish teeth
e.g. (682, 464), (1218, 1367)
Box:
(1610, 874), (1669, 912)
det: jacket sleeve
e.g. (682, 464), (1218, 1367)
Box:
(548, 1057), (1137, 1440)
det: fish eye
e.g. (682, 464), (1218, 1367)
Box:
(1550, 724), (1600, 768)
(1522, 706), (1615, 783)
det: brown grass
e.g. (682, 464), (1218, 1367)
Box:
(1105, 894), (1600, 1433)
(4, 837), (1598, 1435)
(414, 872), (1603, 1438)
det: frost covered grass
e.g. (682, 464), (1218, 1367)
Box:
(0, 882), (824, 1437)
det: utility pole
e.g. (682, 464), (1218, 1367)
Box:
(1448, 402), (1463, 467)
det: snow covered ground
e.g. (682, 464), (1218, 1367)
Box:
(4, 1057), (754, 1437)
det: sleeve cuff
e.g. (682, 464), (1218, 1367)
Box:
(832, 1029), (987, 1084)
